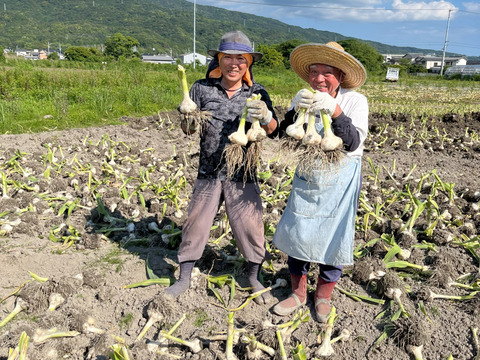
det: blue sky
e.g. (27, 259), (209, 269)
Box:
(188, 0), (480, 57)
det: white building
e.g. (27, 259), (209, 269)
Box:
(414, 55), (467, 71)
(382, 54), (405, 64)
(179, 52), (209, 66)
(142, 54), (175, 64)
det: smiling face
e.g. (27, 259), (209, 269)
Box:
(219, 53), (248, 89)
(308, 64), (343, 97)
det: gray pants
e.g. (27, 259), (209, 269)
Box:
(177, 179), (267, 264)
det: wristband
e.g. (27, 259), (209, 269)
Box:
(260, 110), (272, 126)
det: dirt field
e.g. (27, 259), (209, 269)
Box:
(0, 108), (479, 360)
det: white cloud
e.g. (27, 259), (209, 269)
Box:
(280, 0), (458, 22)
(194, 0), (458, 22)
(462, 2), (480, 12)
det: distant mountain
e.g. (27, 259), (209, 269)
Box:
(0, 0), (466, 57)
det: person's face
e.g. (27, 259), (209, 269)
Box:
(308, 64), (343, 97)
(220, 53), (248, 86)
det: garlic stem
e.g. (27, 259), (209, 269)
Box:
(276, 330), (288, 360)
(160, 332), (203, 354)
(246, 94), (266, 142)
(315, 306), (336, 357)
(406, 344), (424, 360)
(48, 292), (65, 311)
(320, 111), (342, 151)
(330, 329), (351, 343)
(226, 312), (237, 360)
(385, 288), (408, 316)
(33, 328), (80, 344)
(240, 334), (276, 357)
(136, 310), (164, 342)
(228, 102), (249, 146)
(286, 108), (307, 140)
(302, 111), (322, 145)
(0, 298), (28, 328)
(177, 65), (197, 114)
(428, 289), (478, 301)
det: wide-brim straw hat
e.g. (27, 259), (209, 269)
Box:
(290, 42), (366, 89)
(208, 30), (263, 62)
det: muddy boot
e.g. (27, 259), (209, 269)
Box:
(314, 278), (336, 323)
(272, 274), (307, 316)
(164, 261), (195, 299)
(247, 262), (272, 305)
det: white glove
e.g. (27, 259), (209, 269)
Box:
(311, 92), (337, 116)
(247, 99), (272, 125)
(293, 89), (314, 111)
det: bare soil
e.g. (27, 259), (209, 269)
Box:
(0, 108), (479, 360)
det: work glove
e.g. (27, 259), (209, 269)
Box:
(247, 99), (272, 125)
(293, 88), (314, 111)
(310, 92), (337, 116)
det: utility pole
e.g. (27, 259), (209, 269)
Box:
(440, 9), (452, 76)
(193, 0), (196, 69)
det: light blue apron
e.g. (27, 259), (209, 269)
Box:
(273, 145), (361, 266)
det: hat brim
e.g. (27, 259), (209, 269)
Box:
(208, 49), (263, 62)
(290, 43), (366, 89)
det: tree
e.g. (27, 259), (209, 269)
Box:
(104, 32), (140, 60)
(64, 46), (102, 62)
(338, 39), (384, 74)
(47, 52), (59, 61)
(0, 46), (5, 63)
(256, 44), (284, 68)
(274, 39), (307, 68)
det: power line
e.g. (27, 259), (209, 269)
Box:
(195, 0), (480, 15)
(196, 0), (457, 12)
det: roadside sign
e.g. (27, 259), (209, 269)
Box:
(386, 67), (399, 82)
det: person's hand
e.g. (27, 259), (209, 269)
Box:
(311, 92), (337, 116)
(293, 89), (314, 111)
(247, 99), (272, 125)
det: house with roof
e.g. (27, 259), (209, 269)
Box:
(402, 53), (426, 62)
(15, 49), (29, 57)
(178, 52), (209, 66)
(382, 52), (468, 72)
(414, 55), (467, 72)
(141, 54), (175, 64)
(382, 54), (405, 64)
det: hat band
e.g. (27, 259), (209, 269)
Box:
(218, 42), (253, 53)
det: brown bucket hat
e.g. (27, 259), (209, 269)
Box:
(208, 30), (263, 62)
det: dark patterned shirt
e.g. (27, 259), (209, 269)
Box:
(190, 78), (278, 183)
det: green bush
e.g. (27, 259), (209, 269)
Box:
(0, 46), (5, 63)
(47, 52), (60, 61)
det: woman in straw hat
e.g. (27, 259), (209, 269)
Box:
(272, 42), (368, 322)
(164, 31), (278, 304)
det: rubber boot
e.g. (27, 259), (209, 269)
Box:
(314, 278), (336, 323)
(164, 261), (195, 299)
(272, 274), (307, 316)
